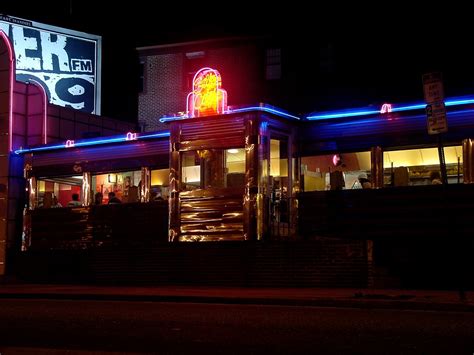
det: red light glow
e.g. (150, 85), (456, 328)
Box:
(126, 132), (137, 141)
(186, 67), (227, 118)
(380, 103), (392, 114)
(0, 30), (14, 151)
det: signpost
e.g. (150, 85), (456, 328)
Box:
(423, 72), (448, 135)
(422, 72), (448, 184)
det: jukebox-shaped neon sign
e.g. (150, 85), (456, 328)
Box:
(186, 67), (227, 118)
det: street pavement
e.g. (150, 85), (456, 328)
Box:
(0, 283), (472, 312)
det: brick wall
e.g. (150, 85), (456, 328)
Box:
(137, 44), (262, 132)
(138, 53), (184, 132)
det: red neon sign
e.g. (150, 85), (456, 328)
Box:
(380, 103), (392, 114)
(186, 67), (227, 118)
(126, 132), (137, 141)
(0, 30), (14, 151)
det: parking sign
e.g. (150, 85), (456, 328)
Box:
(423, 72), (447, 135)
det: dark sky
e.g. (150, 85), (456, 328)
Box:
(2, 2), (473, 121)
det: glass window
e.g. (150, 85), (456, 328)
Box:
(151, 168), (170, 200)
(181, 148), (245, 191)
(181, 151), (201, 191)
(384, 146), (462, 185)
(226, 148), (245, 188)
(92, 170), (141, 204)
(36, 176), (82, 208)
(301, 151), (371, 191)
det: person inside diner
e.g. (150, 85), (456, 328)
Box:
(358, 173), (372, 189)
(108, 191), (122, 204)
(67, 193), (82, 207)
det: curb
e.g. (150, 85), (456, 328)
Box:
(0, 293), (473, 312)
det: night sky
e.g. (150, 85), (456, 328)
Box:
(1, 2), (473, 122)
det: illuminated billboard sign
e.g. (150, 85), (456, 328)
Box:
(0, 14), (101, 114)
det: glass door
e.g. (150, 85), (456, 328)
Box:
(269, 137), (291, 238)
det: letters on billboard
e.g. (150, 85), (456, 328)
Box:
(0, 15), (101, 114)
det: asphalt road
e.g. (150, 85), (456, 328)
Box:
(0, 299), (473, 354)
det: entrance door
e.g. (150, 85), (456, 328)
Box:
(269, 136), (293, 238)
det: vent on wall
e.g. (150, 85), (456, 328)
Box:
(185, 51), (205, 59)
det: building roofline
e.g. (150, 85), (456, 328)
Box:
(136, 36), (268, 55)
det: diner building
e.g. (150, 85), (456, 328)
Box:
(3, 31), (474, 288)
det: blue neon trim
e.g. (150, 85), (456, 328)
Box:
(445, 98), (474, 107)
(306, 96), (474, 121)
(390, 104), (426, 113)
(307, 109), (380, 120)
(229, 106), (301, 120)
(14, 131), (170, 155)
(159, 105), (301, 123)
(159, 115), (187, 123)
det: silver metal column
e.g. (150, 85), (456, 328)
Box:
(462, 138), (474, 183)
(22, 156), (35, 251)
(370, 146), (384, 189)
(82, 172), (91, 206)
(244, 116), (259, 241)
(24, 156), (36, 210)
(140, 167), (151, 202)
(257, 120), (269, 240)
(169, 123), (181, 242)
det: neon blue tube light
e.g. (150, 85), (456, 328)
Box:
(306, 96), (474, 121)
(15, 131), (170, 155)
(159, 105), (301, 123)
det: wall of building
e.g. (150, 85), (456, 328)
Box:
(1, 32), (137, 277)
(138, 53), (184, 132)
(45, 104), (136, 143)
(138, 42), (262, 132)
(15, 240), (373, 288)
(0, 33), (14, 276)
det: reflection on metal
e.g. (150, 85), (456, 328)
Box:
(462, 138), (474, 183)
(25, 202), (169, 250)
(371, 146), (384, 189)
(140, 167), (151, 202)
(82, 172), (91, 206)
(24, 159), (36, 210)
(27, 177), (36, 210)
(244, 118), (259, 240)
(169, 124), (181, 242)
(292, 136), (300, 238)
(21, 210), (31, 251)
(23, 158), (35, 251)
(167, 111), (299, 242)
(258, 120), (269, 239)
(179, 187), (244, 241)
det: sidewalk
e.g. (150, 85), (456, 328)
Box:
(0, 284), (472, 312)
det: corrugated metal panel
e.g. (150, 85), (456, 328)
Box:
(180, 116), (245, 143)
(32, 138), (169, 167)
(179, 187), (245, 241)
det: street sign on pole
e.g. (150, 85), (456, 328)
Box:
(423, 72), (448, 135)
(423, 72), (444, 104)
(425, 101), (448, 134)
